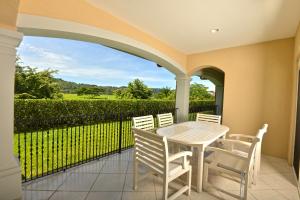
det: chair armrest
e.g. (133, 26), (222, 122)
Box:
(205, 146), (248, 161)
(168, 151), (193, 162)
(216, 139), (252, 146)
(168, 151), (192, 169)
(216, 138), (252, 153)
(228, 134), (256, 142)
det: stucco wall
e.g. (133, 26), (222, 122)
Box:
(288, 23), (300, 164)
(295, 24), (300, 61)
(188, 38), (294, 159)
(0, 0), (19, 30)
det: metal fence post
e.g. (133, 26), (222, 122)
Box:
(119, 113), (123, 154)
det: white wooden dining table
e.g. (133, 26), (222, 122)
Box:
(156, 121), (230, 192)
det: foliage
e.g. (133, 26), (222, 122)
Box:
(153, 87), (175, 100)
(15, 93), (37, 99)
(63, 93), (116, 100)
(14, 99), (215, 131)
(127, 79), (152, 99)
(15, 59), (62, 99)
(113, 88), (133, 99)
(189, 83), (214, 100)
(115, 79), (152, 99)
(76, 87), (104, 98)
(55, 78), (123, 95)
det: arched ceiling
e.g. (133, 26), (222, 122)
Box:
(193, 67), (224, 86)
(88, 0), (300, 54)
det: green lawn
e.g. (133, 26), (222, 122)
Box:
(14, 119), (133, 181)
(63, 93), (117, 100)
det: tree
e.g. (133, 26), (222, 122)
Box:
(127, 79), (152, 99)
(189, 83), (214, 100)
(153, 87), (175, 100)
(113, 79), (152, 99)
(76, 87), (104, 98)
(15, 59), (62, 99)
(113, 88), (133, 99)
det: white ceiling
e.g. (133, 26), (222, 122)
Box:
(87, 0), (300, 54)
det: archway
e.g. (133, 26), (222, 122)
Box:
(191, 66), (225, 116)
(16, 14), (186, 77)
(16, 14), (190, 121)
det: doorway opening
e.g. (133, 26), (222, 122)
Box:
(192, 67), (225, 116)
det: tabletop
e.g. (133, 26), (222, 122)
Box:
(156, 121), (230, 147)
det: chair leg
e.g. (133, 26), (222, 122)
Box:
(253, 165), (257, 185)
(240, 174), (248, 200)
(256, 144), (261, 172)
(203, 164), (208, 190)
(186, 167), (192, 196)
(133, 159), (138, 190)
(248, 170), (252, 188)
(163, 176), (168, 200)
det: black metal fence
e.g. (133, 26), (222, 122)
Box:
(14, 105), (217, 182)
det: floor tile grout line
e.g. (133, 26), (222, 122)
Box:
(153, 175), (159, 200)
(121, 159), (131, 200)
(270, 188), (292, 200)
(49, 158), (107, 200)
(83, 159), (107, 200)
(46, 171), (72, 200)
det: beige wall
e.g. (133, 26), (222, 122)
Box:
(288, 23), (300, 164)
(0, 0), (19, 30)
(188, 38), (294, 159)
(18, 0), (187, 69)
(295, 24), (300, 60)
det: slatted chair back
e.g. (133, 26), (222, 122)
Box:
(255, 124), (268, 172)
(132, 115), (155, 131)
(246, 137), (260, 173)
(196, 113), (221, 124)
(132, 128), (167, 175)
(157, 113), (174, 128)
(256, 124), (268, 140)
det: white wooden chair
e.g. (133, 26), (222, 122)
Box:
(132, 128), (192, 200)
(203, 137), (260, 200)
(157, 113), (182, 153)
(132, 115), (155, 131)
(157, 113), (174, 128)
(227, 124), (268, 184)
(196, 113), (221, 124)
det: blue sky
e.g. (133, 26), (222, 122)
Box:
(17, 36), (214, 90)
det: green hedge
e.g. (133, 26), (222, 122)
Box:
(14, 99), (215, 131)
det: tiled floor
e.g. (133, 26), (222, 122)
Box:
(22, 149), (299, 200)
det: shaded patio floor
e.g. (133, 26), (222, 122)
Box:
(22, 149), (299, 200)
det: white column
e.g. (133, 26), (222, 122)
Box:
(175, 75), (191, 122)
(0, 28), (23, 200)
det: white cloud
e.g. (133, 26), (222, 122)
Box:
(21, 44), (73, 64)
(130, 76), (174, 83)
(18, 42), (176, 87)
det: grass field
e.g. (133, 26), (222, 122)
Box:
(14, 119), (133, 182)
(63, 93), (117, 100)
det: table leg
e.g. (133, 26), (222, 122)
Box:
(196, 149), (204, 192)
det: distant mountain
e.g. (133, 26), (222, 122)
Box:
(54, 78), (161, 94)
